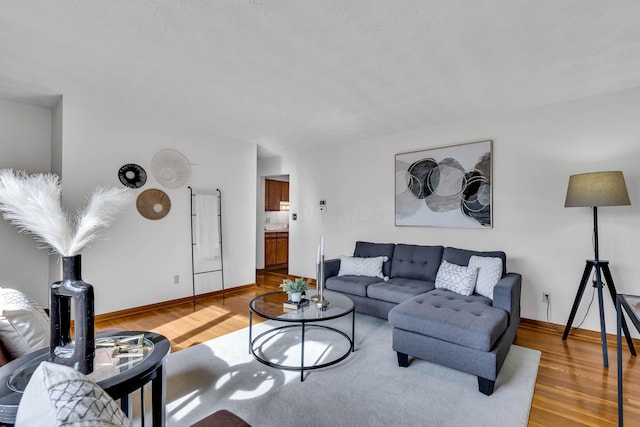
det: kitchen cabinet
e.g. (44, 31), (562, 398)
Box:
(265, 232), (288, 268)
(265, 179), (289, 211)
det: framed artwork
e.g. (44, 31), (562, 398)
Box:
(395, 140), (492, 228)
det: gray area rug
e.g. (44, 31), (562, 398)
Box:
(161, 313), (540, 427)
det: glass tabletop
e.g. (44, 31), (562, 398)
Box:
(7, 335), (154, 393)
(250, 290), (354, 322)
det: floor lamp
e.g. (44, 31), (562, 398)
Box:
(563, 171), (636, 367)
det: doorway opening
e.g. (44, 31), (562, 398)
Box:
(262, 175), (289, 275)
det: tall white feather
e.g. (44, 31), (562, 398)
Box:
(68, 187), (132, 255)
(0, 170), (72, 254)
(0, 169), (132, 256)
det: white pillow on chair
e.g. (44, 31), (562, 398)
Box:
(0, 287), (50, 358)
(15, 361), (132, 427)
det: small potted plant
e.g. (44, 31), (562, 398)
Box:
(279, 277), (309, 303)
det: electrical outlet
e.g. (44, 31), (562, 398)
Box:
(174, 275), (180, 285)
(542, 292), (550, 303)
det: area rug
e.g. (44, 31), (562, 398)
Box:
(161, 314), (540, 427)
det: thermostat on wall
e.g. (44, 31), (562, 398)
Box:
(320, 200), (326, 213)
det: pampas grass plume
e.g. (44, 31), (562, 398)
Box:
(0, 169), (132, 256)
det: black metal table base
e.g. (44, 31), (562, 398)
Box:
(249, 311), (355, 381)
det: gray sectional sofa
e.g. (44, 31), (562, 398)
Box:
(323, 241), (522, 395)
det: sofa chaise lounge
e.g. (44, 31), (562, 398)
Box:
(323, 241), (522, 395)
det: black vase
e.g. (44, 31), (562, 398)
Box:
(50, 255), (95, 374)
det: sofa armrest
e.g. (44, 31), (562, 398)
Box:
(323, 258), (341, 284)
(491, 273), (521, 320)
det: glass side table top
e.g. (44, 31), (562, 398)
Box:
(250, 290), (355, 322)
(7, 335), (154, 393)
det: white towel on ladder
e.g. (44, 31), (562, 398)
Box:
(194, 194), (220, 271)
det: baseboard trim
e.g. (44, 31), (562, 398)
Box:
(520, 317), (640, 346)
(95, 283), (257, 323)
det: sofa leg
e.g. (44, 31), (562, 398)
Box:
(397, 352), (409, 367)
(478, 377), (495, 395)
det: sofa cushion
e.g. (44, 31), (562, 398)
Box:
(338, 256), (388, 279)
(353, 241), (396, 277)
(367, 278), (434, 304)
(388, 289), (508, 352)
(434, 260), (478, 296)
(442, 247), (506, 276)
(389, 244), (444, 282)
(469, 256), (503, 299)
(325, 275), (384, 297)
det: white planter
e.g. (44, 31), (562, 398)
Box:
(290, 292), (303, 303)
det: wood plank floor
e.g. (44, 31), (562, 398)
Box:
(95, 270), (640, 426)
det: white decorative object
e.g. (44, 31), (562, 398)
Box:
(0, 287), (50, 358)
(290, 292), (302, 303)
(0, 169), (132, 257)
(338, 256), (389, 279)
(312, 235), (330, 309)
(469, 256), (503, 300)
(15, 361), (132, 427)
(435, 260), (478, 296)
(150, 149), (191, 189)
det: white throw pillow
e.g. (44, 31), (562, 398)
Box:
(15, 361), (133, 427)
(338, 256), (388, 279)
(469, 256), (504, 300)
(435, 260), (478, 296)
(0, 287), (50, 358)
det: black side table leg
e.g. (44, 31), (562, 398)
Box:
(617, 297), (623, 427)
(602, 265), (636, 356)
(151, 362), (166, 427)
(248, 311), (253, 354)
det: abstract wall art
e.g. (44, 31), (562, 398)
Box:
(395, 140), (493, 228)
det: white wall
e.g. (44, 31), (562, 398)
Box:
(282, 87), (640, 336)
(0, 99), (53, 306)
(54, 96), (257, 315)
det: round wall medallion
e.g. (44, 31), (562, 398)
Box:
(150, 149), (191, 189)
(118, 163), (147, 188)
(136, 189), (171, 220)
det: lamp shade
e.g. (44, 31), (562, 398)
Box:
(564, 171), (631, 207)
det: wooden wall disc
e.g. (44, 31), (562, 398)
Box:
(136, 189), (171, 220)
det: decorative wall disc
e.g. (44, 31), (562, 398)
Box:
(136, 189), (171, 220)
(118, 163), (147, 188)
(150, 149), (191, 189)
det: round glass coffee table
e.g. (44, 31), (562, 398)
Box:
(249, 290), (355, 381)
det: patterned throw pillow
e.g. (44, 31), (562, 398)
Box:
(15, 361), (133, 427)
(469, 256), (504, 300)
(338, 256), (389, 279)
(434, 260), (478, 296)
(0, 287), (50, 358)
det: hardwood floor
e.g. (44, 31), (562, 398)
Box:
(95, 271), (640, 426)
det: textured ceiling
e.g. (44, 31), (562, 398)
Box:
(1, 1), (640, 157)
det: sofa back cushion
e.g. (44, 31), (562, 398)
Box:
(442, 247), (507, 276)
(390, 244), (444, 282)
(353, 241), (396, 277)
